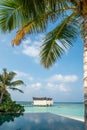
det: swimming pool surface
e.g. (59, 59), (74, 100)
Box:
(0, 113), (85, 130)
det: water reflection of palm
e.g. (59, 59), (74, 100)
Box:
(0, 113), (23, 125)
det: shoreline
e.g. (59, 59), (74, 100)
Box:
(23, 111), (84, 122)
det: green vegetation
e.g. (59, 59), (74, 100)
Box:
(0, 90), (24, 113)
(0, 69), (25, 113)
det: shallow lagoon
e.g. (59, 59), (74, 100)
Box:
(23, 102), (84, 119)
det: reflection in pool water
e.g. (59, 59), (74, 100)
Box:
(0, 113), (85, 130)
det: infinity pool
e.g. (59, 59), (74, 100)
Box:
(0, 113), (85, 130)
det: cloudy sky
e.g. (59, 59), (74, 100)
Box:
(0, 29), (84, 102)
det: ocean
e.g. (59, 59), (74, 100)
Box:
(18, 102), (84, 120)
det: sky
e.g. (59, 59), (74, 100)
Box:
(0, 28), (84, 102)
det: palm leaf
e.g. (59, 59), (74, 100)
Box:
(17, 0), (70, 14)
(0, 0), (77, 45)
(0, 75), (4, 83)
(12, 5), (76, 45)
(40, 13), (81, 68)
(7, 72), (16, 81)
(9, 87), (23, 93)
(12, 18), (48, 45)
(0, 69), (16, 82)
(9, 80), (24, 86)
(8, 80), (24, 93)
(17, 0), (46, 18)
(0, 0), (26, 32)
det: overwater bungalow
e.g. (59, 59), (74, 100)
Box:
(33, 97), (53, 106)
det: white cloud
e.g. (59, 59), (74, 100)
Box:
(20, 34), (45, 61)
(22, 45), (39, 58)
(35, 34), (45, 41)
(30, 82), (42, 90)
(15, 71), (28, 77)
(64, 75), (78, 82)
(22, 38), (31, 45)
(13, 34), (45, 62)
(14, 70), (34, 81)
(59, 84), (70, 92)
(8, 70), (79, 101)
(33, 41), (41, 46)
(47, 83), (55, 89)
(46, 83), (70, 92)
(47, 74), (78, 83)
(21, 38), (41, 60)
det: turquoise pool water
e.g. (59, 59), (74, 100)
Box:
(21, 102), (84, 119)
(0, 113), (85, 130)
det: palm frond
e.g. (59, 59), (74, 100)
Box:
(47, 0), (70, 11)
(69, 0), (77, 6)
(0, 69), (24, 86)
(17, 0), (71, 14)
(0, 69), (9, 83)
(0, 0), (77, 45)
(12, 18), (48, 45)
(1, 69), (16, 82)
(7, 72), (16, 81)
(12, 5), (76, 45)
(0, 75), (4, 83)
(40, 13), (80, 68)
(17, 0), (46, 18)
(9, 87), (23, 93)
(0, 0), (26, 32)
(9, 80), (24, 86)
(8, 80), (24, 93)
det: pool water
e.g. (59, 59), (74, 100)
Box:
(0, 113), (85, 130)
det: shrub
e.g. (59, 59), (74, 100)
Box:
(0, 91), (24, 113)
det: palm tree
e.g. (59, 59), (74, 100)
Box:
(0, 69), (24, 104)
(0, 0), (87, 125)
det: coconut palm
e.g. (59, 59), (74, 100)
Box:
(0, 0), (87, 125)
(0, 69), (24, 104)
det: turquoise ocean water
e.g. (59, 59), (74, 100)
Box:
(18, 102), (84, 119)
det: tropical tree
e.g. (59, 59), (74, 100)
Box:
(0, 90), (24, 113)
(0, 0), (87, 125)
(0, 68), (24, 104)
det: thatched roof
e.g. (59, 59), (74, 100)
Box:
(33, 97), (52, 100)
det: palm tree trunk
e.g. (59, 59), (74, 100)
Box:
(84, 14), (87, 129)
(0, 92), (4, 104)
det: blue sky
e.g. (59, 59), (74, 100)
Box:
(0, 29), (84, 102)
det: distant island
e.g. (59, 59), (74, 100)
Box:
(33, 97), (53, 106)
